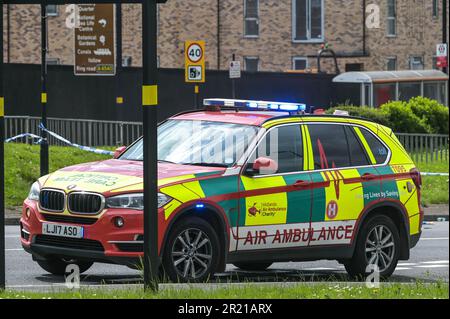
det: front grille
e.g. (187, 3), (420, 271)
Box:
(68, 193), (103, 215)
(39, 190), (65, 212)
(35, 235), (104, 252)
(41, 214), (98, 225)
(116, 243), (143, 252)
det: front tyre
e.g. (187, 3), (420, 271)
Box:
(36, 258), (93, 276)
(162, 217), (220, 283)
(345, 215), (400, 279)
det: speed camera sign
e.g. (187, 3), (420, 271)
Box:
(185, 41), (205, 83)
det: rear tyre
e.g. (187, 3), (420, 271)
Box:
(233, 262), (273, 271)
(345, 215), (400, 280)
(162, 217), (220, 283)
(36, 258), (93, 276)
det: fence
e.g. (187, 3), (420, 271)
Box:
(5, 116), (142, 147)
(4, 116), (450, 162)
(396, 133), (449, 163)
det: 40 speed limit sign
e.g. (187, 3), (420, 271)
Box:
(185, 41), (205, 83)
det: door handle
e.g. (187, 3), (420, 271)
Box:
(293, 180), (311, 188)
(361, 173), (377, 181)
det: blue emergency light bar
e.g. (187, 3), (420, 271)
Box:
(203, 98), (307, 113)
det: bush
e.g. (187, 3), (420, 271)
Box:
(407, 97), (449, 134)
(380, 101), (429, 133)
(328, 98), (449, 134)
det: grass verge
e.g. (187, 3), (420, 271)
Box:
(4, 143), (112, 208)
(416, 159), (449, 206)
(0, 282), (448, 299)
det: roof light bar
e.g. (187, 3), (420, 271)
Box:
(204, 99), (307, 112)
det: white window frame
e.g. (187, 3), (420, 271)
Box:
(386, 0), (397, 37)
(386, 56), (397, 71)
(409, 56), (424, 70)
(244, 0), (260, 38)
(244, 56), (260, 72)
(292, 57), (309, 70)
(292, 0), (325, 43)
(46, 57), (60, 65)
(46, 5), (59, 17)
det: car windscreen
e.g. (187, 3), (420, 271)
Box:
(119, 119), (260, 167)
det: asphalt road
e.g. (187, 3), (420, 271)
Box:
(4, 222), (448, 290)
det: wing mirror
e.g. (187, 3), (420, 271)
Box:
(113, 146), (127, 159)
(245, 157), (278, 176)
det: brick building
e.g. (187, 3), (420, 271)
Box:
(2, 1), (449, 73)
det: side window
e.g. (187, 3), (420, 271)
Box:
(345, 126), (370, 167)
(359, 128), (389, 164)
(252, 125), (303, 174)
(307, 124), (351, 169)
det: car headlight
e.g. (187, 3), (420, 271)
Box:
(106, 193), (172, 210)
(28, 181), (41, 201)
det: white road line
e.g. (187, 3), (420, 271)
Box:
(415, 265), (449, 269)
(398, 263), (418, 266)
(421, 237), (449, 240)
(5, 249), (23, 251)
(5, 235), (19, 238)
(303, 267), (337, 271)
(394, 267), (412, 270)
(421, 260), (449, 264)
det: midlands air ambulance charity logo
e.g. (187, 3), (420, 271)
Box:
(248, 203), (261, 217)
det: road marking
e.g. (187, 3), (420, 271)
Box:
(421, 260), (449, 264)
(395, 267), (412, 270)
(5, 249), (23, 251)
(5, 235), (19, 238)
(415, 265), (448, 269)
(398, 263), (417, 266)
(421, 237), (449, 240)
(303, 267), (338, 271)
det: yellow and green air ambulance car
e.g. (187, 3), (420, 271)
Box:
(21, 99), (423, 282)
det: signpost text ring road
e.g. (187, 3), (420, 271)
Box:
(75, 4), (116, 76)
(185, 41), (206, 83)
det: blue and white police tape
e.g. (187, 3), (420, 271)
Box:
(5, 133), (42, 144)
(37, 123), (114, 156)
(421, 172), (449, 177)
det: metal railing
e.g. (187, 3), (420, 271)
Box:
(395, 133), (449, 163)
(4, 116), (143, 146)
(4, 116), (450, 163)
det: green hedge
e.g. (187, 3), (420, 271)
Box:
(326, 97), (449, 134)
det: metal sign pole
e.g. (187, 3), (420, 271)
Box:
(0, 0), (5, 291)
(142, 0), (159, 291)
(40, 2), (49, 176)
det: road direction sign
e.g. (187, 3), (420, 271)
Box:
(229, 60), (241, 79)
(75, 4), (115, 76)
(185, 41), (205, 83)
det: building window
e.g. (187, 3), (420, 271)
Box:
(432, 0), (439, 17)
(386, 0), (396, 36)
(292, 57), (309, 70)
(244, 0), (259, 37)
(46, 58), (60, 65)
(244, 56), (259, 72)
(345, 63), (364, 72)
(122, 56), (132, 67)
(409, 56), (424, 70)
(386, 57), (397, 70)
(46, 5), (58, 17)
(293, 0), (324, 42)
